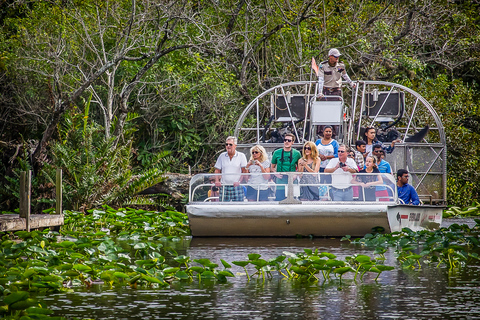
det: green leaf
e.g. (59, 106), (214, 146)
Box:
(113, 272), (130, 279)
(4, 291), (29, 305)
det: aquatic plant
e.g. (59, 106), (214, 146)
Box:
(342, 220), (480, 271)
(443, 201), (480, 218)
(233, 249), (393, 285)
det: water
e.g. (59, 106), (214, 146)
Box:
(38, 222), (480, 320)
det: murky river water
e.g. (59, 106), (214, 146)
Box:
(39, 219), (480, 320)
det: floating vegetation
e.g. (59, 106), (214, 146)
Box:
(1, 208), (480, 319)
(342, 220), (480, 271)
(232, 250), (394, 285)
(443, 201), (480, 218)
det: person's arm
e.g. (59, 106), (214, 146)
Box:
(410, 186), (421, 205)
(324, 160), (338, 173)
(317, 67), (325, 97)
(214, 168), (221, 187)
(341, 70), (355, 88)
(332, 140), (339, 158)
(351, 175), (365, 186)
(271, 162), (282, 179)
(312, 158), (321, 173)
(366, 173), (383, 187)
(260, 161), (271, 180)
(238, 167), (248, 185)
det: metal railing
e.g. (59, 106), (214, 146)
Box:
(189, 172), (397, 204)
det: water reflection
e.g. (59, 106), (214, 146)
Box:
(39, 236), (480, 319)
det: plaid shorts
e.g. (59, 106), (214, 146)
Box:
(220, 186), (245, 202)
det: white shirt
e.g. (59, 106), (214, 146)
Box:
(248, 160), (271, 190)
(214, 151), (247, 185)
(325, 158), (358, 189)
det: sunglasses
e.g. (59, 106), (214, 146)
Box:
(338, 150), (346, 153)
(304, 147), (312, 150)
(252, 151), (261, 154)
(225, 143), (234, 147)
(284, 139), (293, 142)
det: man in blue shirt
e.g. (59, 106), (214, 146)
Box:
(396, 169), (420, 205)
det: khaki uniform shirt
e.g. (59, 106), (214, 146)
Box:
(318, 61), (349, 88)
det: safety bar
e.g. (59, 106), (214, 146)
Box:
(189, 172), (398, 203)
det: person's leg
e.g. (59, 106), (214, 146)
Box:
(275, 187), (286, 201)
(345, 187), (353, 201)
(233, 186), (245, 201)
(331, 188), (340, 201)
(259, 189), (269, 201)
(246, 186), (257, 201)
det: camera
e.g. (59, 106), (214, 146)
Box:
(211, 186), (219, 192)
(339, 162), (346, 168)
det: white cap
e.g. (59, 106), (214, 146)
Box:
(328, 48), (341, 57)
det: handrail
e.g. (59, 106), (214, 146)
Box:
(189, 172), (398, 203)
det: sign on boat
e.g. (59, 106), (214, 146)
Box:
(186, 80), (445, 237)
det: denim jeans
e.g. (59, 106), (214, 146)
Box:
(331, 187), (353, 201)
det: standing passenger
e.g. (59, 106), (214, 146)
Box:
(214, 136), (248, 201)
(297, 141), (321, 201)
(324, 144), (358, 201)
(373, 145), (393, 201)
(245, 145), (271, 201)
(352, 156), (383, 201)
(354, 140), (367, 170)
(315, 125), (339, 189)
(271, 133), (302, 201)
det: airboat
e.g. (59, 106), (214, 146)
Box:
(186, 80), (445, 237)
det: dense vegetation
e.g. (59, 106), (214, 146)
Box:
(0, 0), (479, 210)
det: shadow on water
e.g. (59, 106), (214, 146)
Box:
(38, 225), (480, 320)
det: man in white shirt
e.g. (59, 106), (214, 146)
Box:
(214, 136), (248, 201)
(324, 144), (358, 201)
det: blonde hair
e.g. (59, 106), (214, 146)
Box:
(365, 155), (378, 169)
(249, 145), (268, 162)
(302, 141), (318, 160)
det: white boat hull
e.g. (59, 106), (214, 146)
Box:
(186, 203), (443, 237)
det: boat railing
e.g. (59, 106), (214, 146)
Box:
(189, 172), (397, 204)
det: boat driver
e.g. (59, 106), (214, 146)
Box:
(317, 48), (356, 100)
(324, 144), (358, 201)
(213, 136), (248, 201)
(396, 169), (420, 205)
(270, 133), (302, 201)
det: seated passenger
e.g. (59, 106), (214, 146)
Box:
(297, 141), (321, 201)
(396, 169), (420, 205)
(351, 156), (383, 201)
(245, 145), (271, 201)
(324, 144), (358, 201)
(207, 176), (219, 202)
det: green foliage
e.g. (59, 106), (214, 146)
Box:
(47, 106), (172, 210)
(345, 220), (480, 272)
(1, 0), (480, 206)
